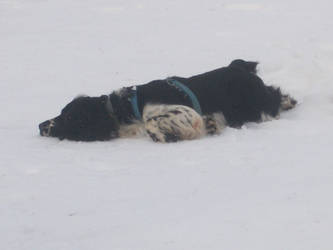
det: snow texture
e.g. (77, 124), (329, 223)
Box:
(1, 0), (333, 249)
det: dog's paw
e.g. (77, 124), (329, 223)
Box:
(203, 112), (227, 135)
(281, 94), (297, 110)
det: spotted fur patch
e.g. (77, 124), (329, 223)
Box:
(143, 104), (205, 142)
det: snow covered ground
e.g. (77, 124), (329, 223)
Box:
(1, 0), (333, 249)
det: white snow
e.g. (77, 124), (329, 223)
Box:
(1, 0), (333, 249)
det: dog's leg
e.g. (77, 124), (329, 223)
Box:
(203, 113), (227, 135)
(143, 105), (205, 143)
(280, 94), (297, 111)
(260, 112), (277, 122)
(118, 121), (145, 138)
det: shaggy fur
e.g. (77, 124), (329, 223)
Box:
(39, 59), (297, 142)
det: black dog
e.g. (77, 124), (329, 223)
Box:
(39, 59), (296, 142)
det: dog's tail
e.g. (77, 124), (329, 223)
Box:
(229, 59), (258, 74)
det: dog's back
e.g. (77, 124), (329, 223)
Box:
(137, 60), (284, 127)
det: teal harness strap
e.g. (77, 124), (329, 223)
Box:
(166, 78), (202, 115)
(130, 87), (142, 120)
(129, 79), (202, 120)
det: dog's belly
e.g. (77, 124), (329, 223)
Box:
(118, 104), (228, 142)
(143, 104), (205, 142)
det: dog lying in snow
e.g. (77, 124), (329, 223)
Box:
(39, 59), (296, 142)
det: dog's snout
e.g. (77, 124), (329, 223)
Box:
(39, 120), (50, 131)
(39, 119), (55, 136)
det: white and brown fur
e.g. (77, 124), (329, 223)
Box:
(117, 93), (295, 143)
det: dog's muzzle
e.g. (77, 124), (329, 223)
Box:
(39, 119), (55, 137)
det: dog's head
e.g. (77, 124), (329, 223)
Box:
(39, 95), (119, 141)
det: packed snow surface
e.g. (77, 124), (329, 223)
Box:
(1, 0), (333, 249)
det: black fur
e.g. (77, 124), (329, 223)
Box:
(39, 96), (119, 141)
(135, 59), (281, 127)
(39, 60), (292, 141)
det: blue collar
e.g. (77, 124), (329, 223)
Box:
(166, 78), (202, 115)
(129, 87), (142, 120)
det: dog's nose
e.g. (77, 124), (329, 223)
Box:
(39, 120), (53, 136)
(39, 120), (50, 130)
